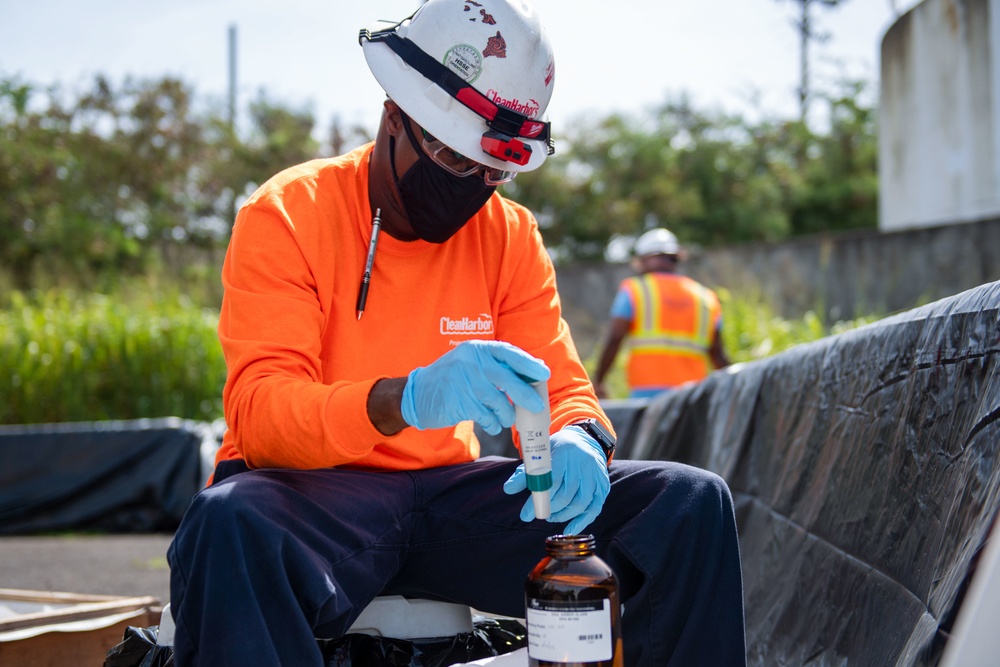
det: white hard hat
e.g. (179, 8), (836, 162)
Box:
(360, 0), (555, 172)
(634, 228), (681, 257)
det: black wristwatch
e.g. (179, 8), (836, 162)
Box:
(572, 418), (616, 465)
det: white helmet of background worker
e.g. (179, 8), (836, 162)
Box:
(360, 0), (555, 173)
(634, 228), (682, 258)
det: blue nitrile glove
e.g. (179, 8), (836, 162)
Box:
(401, 340), (550, 436)
(503, 425), (611, 535)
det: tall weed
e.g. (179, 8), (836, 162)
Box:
(1, 289), (225, 425)
(2, 287), (881, 422)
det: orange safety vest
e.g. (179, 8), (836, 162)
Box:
(622, 272), (722, 391)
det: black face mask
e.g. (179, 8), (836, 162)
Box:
(390, 118), (496, 244)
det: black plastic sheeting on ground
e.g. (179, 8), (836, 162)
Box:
(0, 418), (207, 534)
(103, 617), (527, 667)
(610, 279), (1000, 666)
(104, 626), (173, 667)
(318, 616), (527, 666)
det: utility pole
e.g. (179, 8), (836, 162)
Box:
(227, 23), (238, 228)
(797, 1), (812, 123)
(228, 24), (237, 131)
(780, 0), (847, 124)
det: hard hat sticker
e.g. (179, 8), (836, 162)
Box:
(443, 44), (483, 83)
(463, 0), (497, 23)
(483, 31), (507, 59)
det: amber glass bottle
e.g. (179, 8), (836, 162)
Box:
(524, 534), (623, 667)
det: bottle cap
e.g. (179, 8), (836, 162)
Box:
(532, 490), (551, 520)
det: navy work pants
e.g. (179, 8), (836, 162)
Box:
(167, 457), (746, 666)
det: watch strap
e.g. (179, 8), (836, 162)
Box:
(571, 418), (616, 465)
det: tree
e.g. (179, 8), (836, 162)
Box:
(787, 79), (878, 235)
(0, 69), (878, 282)
(197, 90), (320, 242)
(507, 98), (798, 260)
(0, 74), (323, 289)
(327, 115), (374, 157)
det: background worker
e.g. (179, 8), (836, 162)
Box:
(594, 227), (730, 399)
(166, 2), (746, 666)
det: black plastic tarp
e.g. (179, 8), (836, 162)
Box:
(0, 417), (206, 534)
(613, 280), (1000, 665)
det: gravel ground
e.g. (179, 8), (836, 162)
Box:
(0, 534), (174, 605)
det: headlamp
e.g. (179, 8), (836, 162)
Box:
(481, 131), (531, 165)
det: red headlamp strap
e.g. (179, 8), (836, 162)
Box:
(360, 27), (554, 161)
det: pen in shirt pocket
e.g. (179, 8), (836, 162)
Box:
(355, 207), (382, 320)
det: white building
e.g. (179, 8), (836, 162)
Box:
(879, 0), (1000, 230)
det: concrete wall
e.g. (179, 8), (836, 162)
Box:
(879, 0), (1000, 230)
(556, 216), (1000, 358)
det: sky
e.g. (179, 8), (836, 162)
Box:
(1, 0), (921, 139)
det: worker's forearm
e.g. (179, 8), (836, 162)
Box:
(594, 347), (616, 385)
(368, 377), (409, 435)
(710, 332), (731, 369)
(594, 319), (630, 385)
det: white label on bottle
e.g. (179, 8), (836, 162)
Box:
(526, 598), (612, 662)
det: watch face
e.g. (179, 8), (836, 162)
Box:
(588, 419), (614, 446)
(579, 419), (615, 461)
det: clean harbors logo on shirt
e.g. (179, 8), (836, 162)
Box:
(440, 313), (495, 339)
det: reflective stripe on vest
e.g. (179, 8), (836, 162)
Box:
(623, 273), (717, 389)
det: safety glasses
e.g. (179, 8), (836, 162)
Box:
(418, 126), (515, 186)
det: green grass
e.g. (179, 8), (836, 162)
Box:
(1, 288), (225, 425)
(1, 286), (883, 422)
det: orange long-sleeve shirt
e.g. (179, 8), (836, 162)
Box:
(214, 144), (610, 472)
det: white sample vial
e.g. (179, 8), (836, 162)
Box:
(515, 380), (552, 520)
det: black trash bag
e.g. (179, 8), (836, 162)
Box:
(103, 625), (174, 667)
(103, 616), (525, 667)
(320, 616), (527, 667)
